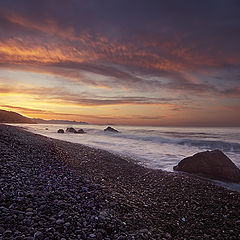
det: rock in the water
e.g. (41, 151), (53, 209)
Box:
(104, 126), (119, 133)
(75, 129), (86, 134)
(66, 127), (77, 133)
(173, 149), (240, 182)
(57, 129), (64, 133)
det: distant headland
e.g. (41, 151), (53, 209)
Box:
(0, 109), (89, 125)
(0, 109), (36, 124)
(32, 118), (88, 125)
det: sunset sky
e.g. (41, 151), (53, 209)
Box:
(0, 0), (240, 126)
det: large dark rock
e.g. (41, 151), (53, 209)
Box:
(57, 129), (64, 133)
(104, 126), (119, 133)
(173, 149), (240, 182)
(66, 127), (77, 133)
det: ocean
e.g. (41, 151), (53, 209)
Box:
(13, 124), (240, 172)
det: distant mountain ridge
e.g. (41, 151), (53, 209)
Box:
(0, 109), (89, 125)
(32, 118), (88, 125)
(0, 110), (36, 124)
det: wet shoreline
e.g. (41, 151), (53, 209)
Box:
(0, 124), (240, 239)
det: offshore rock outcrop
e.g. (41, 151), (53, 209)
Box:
(66, 127), (77, 133)
(104, 126), (119, 133)
(174, 149), (240, 182)
(75, 129), (86, 134)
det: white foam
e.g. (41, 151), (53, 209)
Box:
(11, 124), (240, 172)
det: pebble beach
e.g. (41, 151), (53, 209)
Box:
(0, 124), (240, 240)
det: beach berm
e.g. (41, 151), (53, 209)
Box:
(0, 124), (240, 239)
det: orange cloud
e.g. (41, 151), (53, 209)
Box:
(3, 10), (79, 41)
(1, 10), (229, 75)
(0, 39), (95, 65)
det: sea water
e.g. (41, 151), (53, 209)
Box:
(13, 124), (240, 172)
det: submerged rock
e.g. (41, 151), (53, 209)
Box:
(173, 149), (240, 182)
(57, 129), (64, 133)
(104, 126), (119, 133)
(66, 127), (77, 133)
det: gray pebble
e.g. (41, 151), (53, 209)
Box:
(56, 219), (64, 224)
